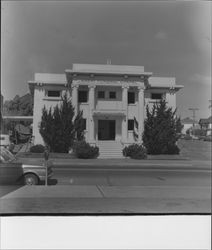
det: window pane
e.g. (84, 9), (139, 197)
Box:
(78, 91), (88, 102)
(109, 91), (116, 99)
(151, 93), (162, 100)
(128, 120), (134, 130)
(98, 91), (105, 99)
(128, 92), (135, 104)
(47, 91), (60, 97)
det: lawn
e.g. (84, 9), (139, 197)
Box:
(178, 139), (211, 161)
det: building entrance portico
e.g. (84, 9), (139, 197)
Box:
(98, 120), (115, 140)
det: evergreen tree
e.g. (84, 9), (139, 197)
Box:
(39, 92), (84, 153)
(142, 100), (180, 155)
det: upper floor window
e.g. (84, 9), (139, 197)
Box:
(47, 90), (61, 97)
(109, 91), (116, 99)
(78, 90), (88, 103)
(98, 91), (105, 99)
(128, 119), (134, 131)
(128, 92), (135, 104)
(151, 93), (163, 100)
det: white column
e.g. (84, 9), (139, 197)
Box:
(122, 85), (129, 142)
(88, 85), (96, 142)
(138, 86), (145, 142)
(71, 84), (79, 115)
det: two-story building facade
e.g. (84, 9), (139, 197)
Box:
(28, 64), (183, 158)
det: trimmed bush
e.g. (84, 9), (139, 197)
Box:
(123, 144), (147, 159)
(73, 141), (99, 159)
(30, 144), (45, 153)
(184, 134), (192, 140)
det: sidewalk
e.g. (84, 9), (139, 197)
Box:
(0, 185), (211, 214)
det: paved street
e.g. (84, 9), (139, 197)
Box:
(0, 160), (211, 214)
(52, 161), (211, 186)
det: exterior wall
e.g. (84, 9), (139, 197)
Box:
(165, 92), (176, 110)
(33, 86), (45, 145)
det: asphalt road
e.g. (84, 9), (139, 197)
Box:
(52, 165), (211, 187)
(0, 162), (211, 214)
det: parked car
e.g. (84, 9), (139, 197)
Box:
(0, 147), (53, 185)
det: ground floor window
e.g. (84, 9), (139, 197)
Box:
(82, 119), (86, 130)
(128, 119), (134, 130)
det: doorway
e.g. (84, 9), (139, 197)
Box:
(98, 120), (116, 140)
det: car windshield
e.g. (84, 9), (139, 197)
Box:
(0, 147), (16, 162)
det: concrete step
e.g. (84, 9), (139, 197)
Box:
(97, 142), (123, 158)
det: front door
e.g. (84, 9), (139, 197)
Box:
(98, 120), (115, 140)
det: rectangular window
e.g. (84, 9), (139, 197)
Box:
(82, 119), (86, 130)
(98, 91), (105, 99)
(128, 119), (134, 131)
(109, 91), (116, 99)
(151, 93), (162, 100)
(78, 91), (88, 103)
(47, 90), (61, 97)
(128, 92), (135, 104)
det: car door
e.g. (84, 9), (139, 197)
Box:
(0, 159), (23, 184)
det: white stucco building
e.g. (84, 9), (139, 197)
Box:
(28, 63), (183, 158)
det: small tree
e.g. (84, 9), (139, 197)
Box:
(39, 93), (84, 153)
(142, 100), (180, 155)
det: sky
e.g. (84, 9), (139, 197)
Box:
(1, 1), (211, 120)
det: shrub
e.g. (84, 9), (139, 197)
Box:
(191, 129), (207, 137)
(73, 141), (99, 159)
(184, 134), (192, 140)
(30, 144), (45, 153)
(39, 92), (85, 153)
(123, 144), (147, 159)
(142, 100), (180, 155)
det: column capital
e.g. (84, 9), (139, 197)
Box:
(122, 84), (129, 89)
(138, 85), (145, 91)
(88, 84), (96, 89)
(71, 84), (79, 89)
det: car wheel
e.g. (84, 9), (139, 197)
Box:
(24, 174), (39, 185)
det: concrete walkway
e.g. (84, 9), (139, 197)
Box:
(0, 185), (210, 214)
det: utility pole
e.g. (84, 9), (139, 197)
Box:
(188, 108), (199, 126)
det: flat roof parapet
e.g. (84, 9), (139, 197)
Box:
(34, 73), (66, 83)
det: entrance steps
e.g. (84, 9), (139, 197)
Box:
(97, 141), (124, 159)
